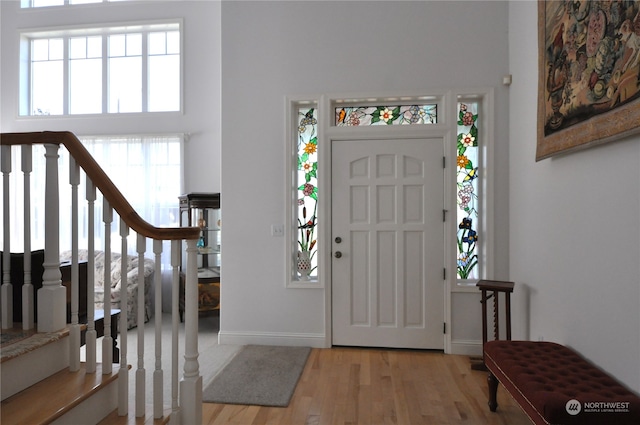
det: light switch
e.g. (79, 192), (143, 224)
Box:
(271, 224), (284, 237)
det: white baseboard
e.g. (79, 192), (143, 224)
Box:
(450, 339), (483, 356)
(218, 330), (327, 348)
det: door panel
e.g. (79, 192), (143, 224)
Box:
(331, 138), (444, 349)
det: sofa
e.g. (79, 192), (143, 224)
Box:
(60, 249), (154, 329)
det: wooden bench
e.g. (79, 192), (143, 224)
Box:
(484, 340), (640, 425)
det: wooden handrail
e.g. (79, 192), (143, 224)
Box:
(1, 131), (200, 241)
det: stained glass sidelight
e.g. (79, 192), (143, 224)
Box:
(456, 102), (479, 280)
(335, 104), (437, 126)
(297, 107), (318, 279)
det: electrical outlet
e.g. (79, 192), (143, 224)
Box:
(271, 224), (284, 237)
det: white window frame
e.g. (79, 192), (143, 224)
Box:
(285, 90), (495, 293)
(285, 96), (323, 289)
(453, 89), (495, 291)
(19, 20), (183, 117)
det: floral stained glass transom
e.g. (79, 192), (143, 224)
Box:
(296, 107), (318, 280)
(334, 104), (437, 126)
(456, 102), (480, 280)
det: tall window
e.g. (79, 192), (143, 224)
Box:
(30, 38), (64, 115)
(23, 23), (181, 116)
(456, 102), (480, 280)
(69, 36), (102, 114)
(108, 33), (142, 113)
(147, 31), (180, 112)
(295, 107), (318, 280)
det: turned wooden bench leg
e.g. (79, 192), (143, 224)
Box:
(488, 372), (499, 412)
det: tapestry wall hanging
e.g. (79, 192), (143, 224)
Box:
(537, 0), (640, 160)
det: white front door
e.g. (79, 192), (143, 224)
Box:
(331, 138), (444, 349)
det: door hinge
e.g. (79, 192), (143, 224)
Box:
(442, 209), (447, 222)
(442, 156), (446, 168)
(443, 268), (446, 280)
(443, 322), (446, 334)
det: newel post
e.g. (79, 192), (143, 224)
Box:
(38, 143), (66, 333)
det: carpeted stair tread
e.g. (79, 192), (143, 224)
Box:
(0, 326), (70, 363)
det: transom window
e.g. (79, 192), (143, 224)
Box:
(21, 22), (181, 116)
(334, 104), (437, 126)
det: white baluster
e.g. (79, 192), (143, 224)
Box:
(22, 145), (34, 330)
(102, 200), (113, 372)
(135, 233), (146, 418)
(170, 240), (181, 424)
(85, 179), (97, 374)
(153, 239), (164, 419)
(118, 218), (129, 416)
(38, 144), (66, 333)
(69, 156), (81, 372)
(180, 238), (202, 425)
(2, 145), (13, 330)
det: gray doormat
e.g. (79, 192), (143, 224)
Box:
(202, 344), (311, 407)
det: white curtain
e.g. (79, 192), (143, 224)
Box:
(2, 134), (184, 268)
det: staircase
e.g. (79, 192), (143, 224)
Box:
(1, 131), (202, 424)
(1, 325), (126, 424)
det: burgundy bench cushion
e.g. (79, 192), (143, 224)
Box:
(484, 340), (640, 425)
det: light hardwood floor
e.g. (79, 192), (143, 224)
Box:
(201, 347), (530, 425)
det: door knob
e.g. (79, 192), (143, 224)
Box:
(334, 251), (342, 258)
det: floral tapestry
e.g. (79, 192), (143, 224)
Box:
(537, 0), (640, 160)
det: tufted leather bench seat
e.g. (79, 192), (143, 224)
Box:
(484, 340), (640, 425)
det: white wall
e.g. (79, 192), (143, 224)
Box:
(0, 0), (221, 194)
(509, 1), (640, 392)
(220, 1), (510, 348)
